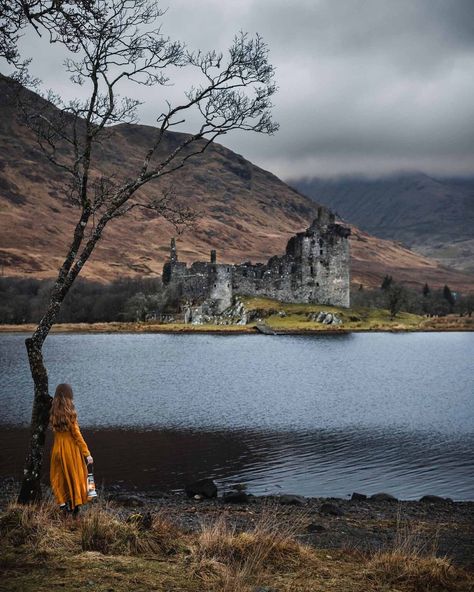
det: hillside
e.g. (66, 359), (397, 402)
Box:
(293, 174), (474, 274)
(0, 75), (473, 292)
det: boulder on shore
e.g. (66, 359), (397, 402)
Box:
(278, 494), (306, 506)
(306, 522), (327, 533)
(320, 502), (345, 516)
(223, 491), (250, 504)
(370, 492), (398, 502)
(351, 492), (367, 501)
(308, 311), (342, 324)
(419, 495), (451, 504)
(184, 478), (218, 499)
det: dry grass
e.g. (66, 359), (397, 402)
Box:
(0, 501), (77, 552)
(1, 501), (472, 592)
(0, 499), (180, 557)
(190, 509), (317, 592)
(367, 552), (458, 592)
(364, 513), (466, 592)
(80, 503), (179, 555)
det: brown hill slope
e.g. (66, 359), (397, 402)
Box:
(0, 75), (473, 292)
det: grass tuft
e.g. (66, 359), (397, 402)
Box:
(191, 509), (316, 591)
(0, 502), (76, 552)
(365, 514), (465, 592)
(367, 552), (457, 592)
(0, 500), (180, 557)
(80, 503), (180, 555)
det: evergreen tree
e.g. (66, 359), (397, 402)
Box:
(381, 275), (393, 291)
(422, 283), (430, 297)
(387, 283), (407, 319)
(443, 285), (456, 311)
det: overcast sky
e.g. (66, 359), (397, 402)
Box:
(5, 0), (474, 179)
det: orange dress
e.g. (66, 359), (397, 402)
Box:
(50, 421), (90, 508)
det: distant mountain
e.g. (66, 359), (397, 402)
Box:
(292, 174), (474, 274)
(1, 74), (473, 292)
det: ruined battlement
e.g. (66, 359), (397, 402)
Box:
(162, 207), (351, 312)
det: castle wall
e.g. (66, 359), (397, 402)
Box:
(162, 208), (351, 310)
(231, 221), (350, 307)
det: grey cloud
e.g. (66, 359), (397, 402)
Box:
(4, 0), (474, 178)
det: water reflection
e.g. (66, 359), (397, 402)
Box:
(1, 426), (472, 500)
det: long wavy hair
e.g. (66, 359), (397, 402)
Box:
(50, 383), (77, 432)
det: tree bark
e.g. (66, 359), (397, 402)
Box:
(17, 338), (52, 503)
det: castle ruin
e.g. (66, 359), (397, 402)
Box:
(162, 207), (351, 314)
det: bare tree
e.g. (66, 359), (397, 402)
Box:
(2, 0), (278, 503)
(1, 1), (102, 71)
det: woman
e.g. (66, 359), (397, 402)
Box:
(50, 383), (93, 514)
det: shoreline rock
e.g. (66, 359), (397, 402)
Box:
(184, 478), (218, 499)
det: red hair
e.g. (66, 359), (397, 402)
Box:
(50, 383), (77, 432)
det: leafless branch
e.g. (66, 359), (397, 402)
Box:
(11, 0), (279, 505)
(8, 0), (278, 341)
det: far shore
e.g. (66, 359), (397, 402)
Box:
(2, 297), (472, 334)
(0, 317), (473, 335)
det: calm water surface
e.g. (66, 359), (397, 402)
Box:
(0, 332), (473, 499)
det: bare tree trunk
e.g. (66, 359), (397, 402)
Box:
(17, 285), (68, 503)
(17, 338), (51, 503)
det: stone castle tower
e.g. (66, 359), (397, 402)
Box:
(163, 207), (351, 311)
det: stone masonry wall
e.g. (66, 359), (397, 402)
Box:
(162, 207), (351, 309)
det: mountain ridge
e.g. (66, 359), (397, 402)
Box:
(0, 75), (473, 293)
(292, 172), (474, 274)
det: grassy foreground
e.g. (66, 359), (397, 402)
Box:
(1, 500), (472, 592)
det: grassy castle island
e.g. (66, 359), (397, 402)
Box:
(1, 295), (472, 334)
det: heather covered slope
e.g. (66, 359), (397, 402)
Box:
(293, 174), (474, 274)
(1, 75), (473, 291)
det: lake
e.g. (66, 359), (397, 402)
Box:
(0, 332), (473, 499)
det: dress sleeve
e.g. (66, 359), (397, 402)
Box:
(70, 421), (91, 457)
